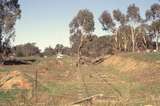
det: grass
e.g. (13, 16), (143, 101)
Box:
(0, 89), (24, 101)
(102, 62), (160, 98)
(1, 53), (160, 105)
(40, 82), (79, 96)
(0, 68), (10, 72)
(0, 91), (15, 101)
(121, 52), (160, 62)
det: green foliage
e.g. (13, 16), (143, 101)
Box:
(69, 9), (95, 34)
(99, 10), (115, 31)
(127, 3), (140, 21)
(13, 43), (40, 57)
(43, 46), (56, 56)
(0, 0), (21, 59)
(0, 89), (21, 101)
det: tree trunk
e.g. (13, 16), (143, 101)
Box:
(131, 27), (135, 52)
(113, 31), (119, 52)
(156, 34), (159, 51)
(143, 36), (147, 50)
(77, 35), (90, 102)
(118, 43), (121, 51)
(124, 42), (127, 52)
(0, 34), (3, 63)
(115, 32), (118, 50)
(77, 35), (84, 67)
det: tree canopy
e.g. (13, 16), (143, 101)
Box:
(0, 0), (21, 60)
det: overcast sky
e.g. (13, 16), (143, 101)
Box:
(14, 0), (158, 50)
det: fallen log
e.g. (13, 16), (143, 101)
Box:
(3, 59), (30, 65)
(92, 57), (105, 65)
(2, 58), (37, 65)
(92, 55), (111, 65)
(72, 94), (118, 105)
(72, 94), (103, 105)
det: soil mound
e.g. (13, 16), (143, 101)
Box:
(0, 71), (32, 90)
(103, 55), (153, 72)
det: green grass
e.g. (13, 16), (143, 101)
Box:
(101, 63), (160, 98)
(0, 89), (23, 101)
(121, 52), (160, 62)
(0, 68), (10, 72)
(1, 54), (160, 105)
(40, 82), (79, 96)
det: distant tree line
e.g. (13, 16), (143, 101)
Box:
(68, 3), (160, 58)
(13, 43), (40, 57)
(43, 44), (71, 56)
(12, 43), (71, 57)
(2, 1), (160, 59)
(14, 3), (160, 58)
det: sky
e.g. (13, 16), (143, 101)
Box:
(14, 0), (159, 50)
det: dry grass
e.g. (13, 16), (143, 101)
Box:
(0, 53), (160, 105)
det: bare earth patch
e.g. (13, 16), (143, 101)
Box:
(0, 71), (32, 90)
(103, 55), (157, 72)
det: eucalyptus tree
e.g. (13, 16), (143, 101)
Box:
(146, 3), (160, 51)
(99, 10), (115, 31)
(69, 9), (95, 66)
(112, 9), (129, 51)
(127, 4), (141, 52)
(114, 7), (147, 52)
(0, 0), (21, 61)
(99, 11), (116, 50)
(117, 25), (132, 51)
(134, 24), (149, 50)
(69, 9), (95, 101)
(99, 9), (130, 52)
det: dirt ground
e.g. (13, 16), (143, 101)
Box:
(0, 54), (160, 105)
